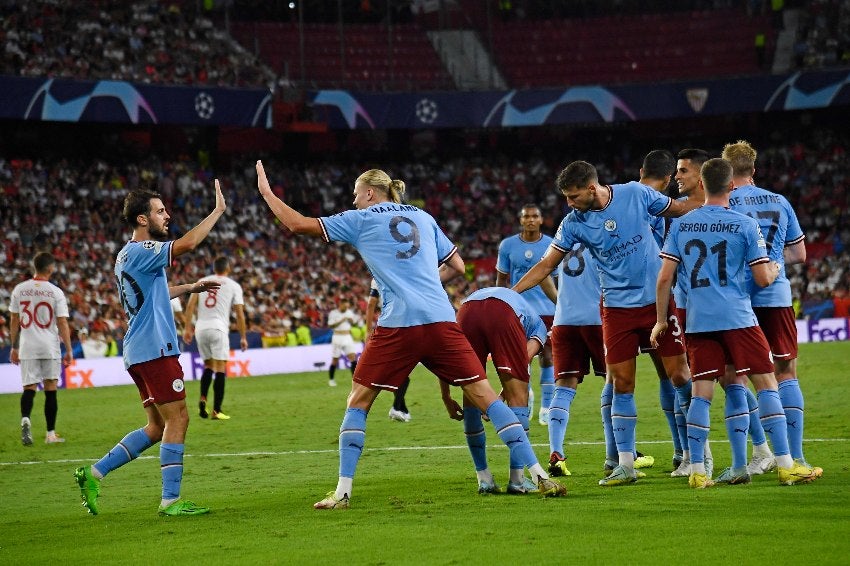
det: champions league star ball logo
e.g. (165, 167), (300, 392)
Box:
(415, 98), (438, 124)
(195, 92), (215, 119)
(24, 79), (158, 123)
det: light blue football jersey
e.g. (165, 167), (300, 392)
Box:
(551, 181), (671, 308)
(462, 287), (548, 345)
(660, 205), (769, 332)
(320, 203), (457, 327)
(553, 242), (602, 326)
(496, 233), (555, 316)
(669, 197), (696, 310)
(114, 240), (179, 369)
(728, 184), (804, 308)
(649, 214), (666, 249)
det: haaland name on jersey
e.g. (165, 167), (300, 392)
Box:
(331, 203), (418, 217)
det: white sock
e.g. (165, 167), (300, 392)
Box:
(753, 442), (772, 458)
(476, 469), (494, 484)
(528, 463), (547, 480)
(619, 451), (635, 469)
(509, 468), (524, 483)
(21, 416), (30, 426)
(160, 497), (178, 508)
(335, 477), (353, 499)
(776, 454), (793, 469)
(91, 465), (104, 480)
(692, 462), (706, 475)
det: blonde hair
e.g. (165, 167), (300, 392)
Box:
(721, 140), (757, 177)
(356, 169), (406, 204)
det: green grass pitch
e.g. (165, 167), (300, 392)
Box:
(1, 341), (848, 564)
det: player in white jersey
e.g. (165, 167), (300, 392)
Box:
(183, 256), (247, 420)
(8, 252), (73, 445)
(326, 297), (360, 387)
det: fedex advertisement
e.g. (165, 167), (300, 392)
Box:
(0, 343), (362, 394)
(796, 317), (850, 343)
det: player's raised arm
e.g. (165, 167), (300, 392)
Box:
(256, 160), (322, 237)
(172, 179), (227, 257)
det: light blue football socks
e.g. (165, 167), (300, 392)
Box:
(93, 428), (154, 478)
(724, 384), (750, 470)
(778, 378), (805, 460)
(548, 386), (576, 456)
(339, 408), (367, 478)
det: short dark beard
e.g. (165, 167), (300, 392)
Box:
(148, 225), (169, 241)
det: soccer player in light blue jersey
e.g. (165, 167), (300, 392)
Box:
(672, 148), (774, 481)
(256, 161), (565, 509)
(514, 160), (699, 486)
(544, 241), (607, 477)
(75, 183), (226, 516)
(652, 157), (819, 488)
(449, 286), (548, 494)
(667, 148), (711, 477)
(496, 204), (556, 425)
(723, 140), (822, 481)
(636, 149), (682, 473)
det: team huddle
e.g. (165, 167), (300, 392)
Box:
(7, 140), (821, 516)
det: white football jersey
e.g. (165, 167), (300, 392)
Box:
(194, 275), (244, 334)
(9, 278), (69, 360)
(328, 308), (357, 332)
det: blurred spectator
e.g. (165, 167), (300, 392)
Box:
(793, 0), (850, 70)
(833, 287), (850, 318)
(80, 328), (110, 359)
(0, 0), (273, 88)
(295, 318), (312, 345)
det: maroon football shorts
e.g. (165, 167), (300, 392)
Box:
(602, 299), (686, 365)
(687, 326), (774, 381)
(128, 355), (185, 407)
(457, 298), (533, 382)
(354, 322), (488, 390)
(551, 324), (606, 383)
(753, 306), (798, 361)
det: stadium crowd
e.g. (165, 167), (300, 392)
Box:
(794, 0), (850, 70)
(1, 130), (849, 350)
(0, 0), (271, 88)
(4, 0), (849, 95)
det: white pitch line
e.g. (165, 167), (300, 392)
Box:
(1, 438), (847, 467)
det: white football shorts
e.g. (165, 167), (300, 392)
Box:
(197, 328), (230, 361)
(331, 333), (357, 358)
(20, 358), (61, 386)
